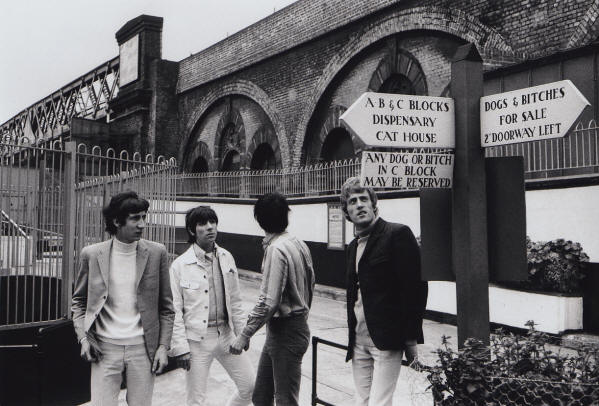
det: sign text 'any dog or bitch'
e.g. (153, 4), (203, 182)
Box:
(480, 80), (589, 147)
(360, 151), (454, 189)
(340, 92), (455, 148)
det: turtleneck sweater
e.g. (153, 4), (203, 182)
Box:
(95, 238), (144, 345)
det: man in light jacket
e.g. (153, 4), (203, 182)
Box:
(169, 205), (254, 406)
(72, 191), (175, 406)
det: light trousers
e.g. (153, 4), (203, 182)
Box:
(90, 341), (154, 406)
(351, 343), (403, 406)
(186, 326), (254, 406)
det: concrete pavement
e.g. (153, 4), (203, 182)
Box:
(80, 271), (458, 406)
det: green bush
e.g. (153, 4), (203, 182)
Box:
(525, 237), (589, 293)
(501, 237), (590, 294)
(426, 322), (599, 405)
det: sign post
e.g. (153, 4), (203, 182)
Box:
(451, 44), (491, 348)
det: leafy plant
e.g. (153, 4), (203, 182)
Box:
(426, 322), (599, 405)
(525, 237), (589, 293)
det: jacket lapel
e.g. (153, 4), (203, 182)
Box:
(358, 218), (386, 268)
(96, 240), (112, 285)
(135, 239), (149, 288)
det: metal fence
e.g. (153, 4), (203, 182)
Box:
(177, 159), (361, 198)
(178, 123), (599, 198)
(485, 121), (599, 179)
(0, 139), (177, 330)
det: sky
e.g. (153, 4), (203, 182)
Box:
(0, 0), (298, 124)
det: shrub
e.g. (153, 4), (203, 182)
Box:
(525, 237), (589, 293)
(426, 321), (599, 405)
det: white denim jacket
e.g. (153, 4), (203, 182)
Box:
(168, 244), (245, 357)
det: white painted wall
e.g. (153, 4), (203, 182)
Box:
(526, 185), (599, 261)
(174, 184), (598, 260)
(426, 281), (583, 334)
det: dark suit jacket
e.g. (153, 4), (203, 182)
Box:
(72, 238), (175, 362)
(346, 218), (428, 361)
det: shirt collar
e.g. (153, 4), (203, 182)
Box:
(262, 231), (286, 248)
(181, 243), (221, 264)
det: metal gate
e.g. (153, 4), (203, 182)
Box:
(0, 139), (177, 330)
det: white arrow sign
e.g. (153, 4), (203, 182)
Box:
(340, 92), (455, 148)
(480, 80), (590, 147)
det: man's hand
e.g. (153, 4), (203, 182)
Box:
(79, 338), (100, 362)
(404, 339), (422, 371)
(152, 345), (169, 374)
(229, 335), (250, 355)
(176, 352), (191, 371)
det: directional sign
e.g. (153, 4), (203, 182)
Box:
(480, 80), (590, 147)
(340, 92), (455, 148)
(360, 151), (454, 189)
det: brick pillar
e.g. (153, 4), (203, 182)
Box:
(108, 15), (165, 157)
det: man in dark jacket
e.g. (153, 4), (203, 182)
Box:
(340, 177), (428, 406)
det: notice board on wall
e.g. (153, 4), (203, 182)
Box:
(327, 202), (345, 250)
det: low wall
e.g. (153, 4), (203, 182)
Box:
(427, 281), (583, 334)
(175, 184), (599, 288)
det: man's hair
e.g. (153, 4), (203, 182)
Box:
(339, 177), (378, 217)
(254, 192), (289, 233)
(102, 191), (149, 235)
(185, 206), (219, 243)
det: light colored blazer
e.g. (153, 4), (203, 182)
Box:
(169, 244), (246, 357)
(71, 238), (175, 362)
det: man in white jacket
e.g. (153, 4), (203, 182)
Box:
(169, 206), (254, 406)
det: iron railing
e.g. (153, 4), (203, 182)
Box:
(177, 158), (361, 198)
(0, 57), (119, 145)
(311, 337), (412, 406)
(178, 122), (599, 198)
(485, 121), (599, 179)
(0, 139), (177, 330)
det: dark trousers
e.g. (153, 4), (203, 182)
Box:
(252, 314), (310, 406)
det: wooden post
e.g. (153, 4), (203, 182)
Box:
(451, 44), (490, 347)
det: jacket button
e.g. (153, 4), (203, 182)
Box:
(204, 290), (208, 293)
(203, 320), (206, 323)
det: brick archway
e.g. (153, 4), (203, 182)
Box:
(305, 105), (361, 164)
(180, 80), (291, 169)
(292, 6), (513, 166)
(214, 103), (246, 170)
(184, 140), (213, 172)
(367, 48), (427, 95)
(247, 126), (282, 169)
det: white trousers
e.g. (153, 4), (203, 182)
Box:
(90, 341), (154, 406)
(351, 343), (403, 406)
(186, 326), (254, 406)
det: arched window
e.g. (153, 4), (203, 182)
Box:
(379, 73), (415, 95)
(222, 150), (241, 171)
(321, 128), (355, 162)
(191, 156), (209, 173)
(250, 143), (277, 170)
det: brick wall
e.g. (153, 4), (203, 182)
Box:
(174, 0), (597, 167)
